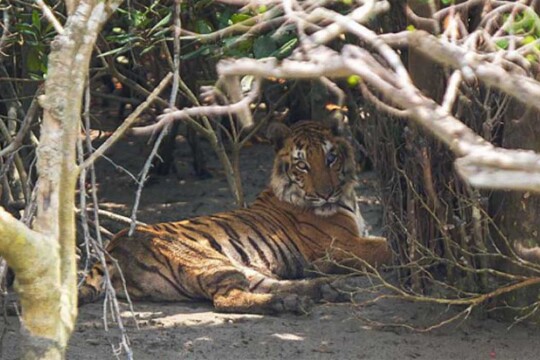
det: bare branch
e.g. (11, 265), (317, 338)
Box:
(0, 88), (42, 158)
(81, 72), (173, 169)
(130, 78), (261, 136)
(35, 0), (64, 34)
(408, 30), (540, 111)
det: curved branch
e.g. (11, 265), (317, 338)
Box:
(408, 30), (540, 111)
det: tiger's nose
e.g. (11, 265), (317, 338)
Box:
(317, 187), (334, 200)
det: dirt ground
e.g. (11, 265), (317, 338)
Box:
(1, 130), (539, 359)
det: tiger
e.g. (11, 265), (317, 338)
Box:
(79, 120), (392, 314)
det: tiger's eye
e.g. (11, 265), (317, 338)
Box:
(295, 161), (309, 172)
(326, 152), (337, 166)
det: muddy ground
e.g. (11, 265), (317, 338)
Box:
(1, 130), (538, 359)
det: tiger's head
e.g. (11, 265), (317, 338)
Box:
(268, 121), (357, 216)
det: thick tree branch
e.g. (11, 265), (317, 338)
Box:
(408, 30), (540, 111)
(0, 207), (61, 357)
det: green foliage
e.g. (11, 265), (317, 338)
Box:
(504, 9), (540, 37)
(496, 9), (540, 62)
(98, 2), (301, 67)
(102, 2), (172, 60)
(495, 39), (509, 50)
(13, 9), (56, 78)
(180, 4), (299, 61)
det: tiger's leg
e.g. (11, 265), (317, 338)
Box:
(212, 287), (313, 314)
(240, 268), (354, 303)
(194, 267), (312, 314)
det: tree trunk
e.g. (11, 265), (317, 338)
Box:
(489, 105), (540, 321)
(0, 1), (122, 358)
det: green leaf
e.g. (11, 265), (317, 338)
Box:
(181, 44), (216, 60)
(253, 35), (277, 58)
(523, 35), (536, 45)
(406, 24), (416, 32)
(223, 36), (253, 51)
(495, 39), (509, 49)
(506, 10), (540, 35)
(520, 11), (536, 32)
(40, 60), (48, 74)
(26, 48), (42, 72)
(131, 10), (147, 28)
(16, 23), (39, 41)
(272, 38), (298, 59)
(30, 72), (45, 81)
(216, 9), (234, 29)
(150, 13), (172, 34)
(230, 13), (251, 24)
(441, 0), (455, 5)
(222, 36), (254, 57)
(526, 53), (538, 63)
(195, 19), (214, 34)
(140, 44), (156, 56)
(32, 10), (41, 32)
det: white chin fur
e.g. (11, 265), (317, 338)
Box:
(314, 205), (339, 217)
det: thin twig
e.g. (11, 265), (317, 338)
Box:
(128, 0), (183, 236)
(35, 0), (64, 34)
(81, 72), (173, 169)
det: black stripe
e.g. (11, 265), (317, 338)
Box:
(196, 273), (205, 294)
(259, 206), (303, 256)
(247, 236), (271, 268)
(330, 220), (358, 237)
(161, 223), (181, 233)
(180, 231), (199, 242)
(161, 232), (225, 261)
(229, 240), (251, 266)
(124, 278), (145, 294)
(249, 277), (266, 292)
(247, 210), (305, 277)
(114, 245), (190, 298)
(233, 212), (280, 262)
(295, 221), (327, 243)
(235, 212), (293, 275)
(204, 270), (245, 297)
(248, 208), (300, 255)
(188, 218), (209, 227)
(338, 202), (355, 213)
(181, 224), (223, 253)
(149, 241), (194, 298)
(141, 243), (194, 299)
(210, 217), (251, 266)
(149, 224), (167, 232)
(95, 265), (105, 276)
(209, 216), (240, 238)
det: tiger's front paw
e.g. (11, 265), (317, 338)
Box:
(274, 294), (314, 314)
(320, 276), (370, 303)
(320, 283), (354, 303)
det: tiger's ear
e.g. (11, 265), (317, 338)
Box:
(266, 122), (292, 151)
(322, 108), (347, 136)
